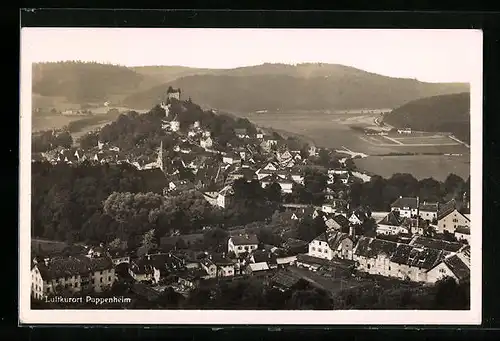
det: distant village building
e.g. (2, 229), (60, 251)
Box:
(228, 234), (259, 257)
(437, 200), (470, 234)
(397, 128), (412, 134)
(31, 256), (115, 300)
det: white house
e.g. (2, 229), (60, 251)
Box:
(376, 211), (408, 236)
(228, 234), (259, 256)
(390, 196), (419, 218)
(200, 137), (213, 149)
(31, 256), (115, 300)
(397, 128), (412, 134)
(308, 234), (333, 260)
(308, 230), (355, 261)
(170, 119), (180, 132)
(437, 207), (470, 234)
(129, 258), (160, 284)
(216, 185), (234, 209)
(419, 202), (439, 221)
(426, 253), (470, 284)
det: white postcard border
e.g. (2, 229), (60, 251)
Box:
(19, 28), (483, 325)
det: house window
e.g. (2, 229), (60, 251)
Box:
(367, 264), (371, 269)
(389, 266), (391, 271)
(324, 249), (328, 253)
(238, 246), (242, 250)
(311, 247), (315, 251)
(100, 277), (103, 283)
(244, 246), (249, 251)
(108, 277), (111, 282)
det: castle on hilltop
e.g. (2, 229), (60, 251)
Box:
(161, 86), (181, 108)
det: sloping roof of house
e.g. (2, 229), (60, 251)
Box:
(295, 254), (331, 267)
(409, 236), (463, 253)
(249, 262), (270, 272)
(419, 202), (439, 212)
(271, 271), (303, 288)
(437, 199), (459, 220)
(391, 197), (418, 210)
(354, 237), (398, 259)
(252, 249), (277, 264)
(327, 231), (353, 251)
(443, 254), (470, 281)
(389, 244), (444, 269)
(231, 234), (259, 246)
(36, 256), (113, 281)
(379, 211), (403, 226)
(146, 252), (185, 271)
(332, 214), (350, 228)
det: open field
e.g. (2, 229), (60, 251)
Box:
(240, 111), (470, 155)
(355, 154), (470, 181)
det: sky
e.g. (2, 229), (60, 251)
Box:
(21, 28), (482, 83)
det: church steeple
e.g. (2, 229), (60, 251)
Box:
(156, 140), (164, 171)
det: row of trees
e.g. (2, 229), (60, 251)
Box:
(32, 130), (73, 153)
(349, 173), (470, 211)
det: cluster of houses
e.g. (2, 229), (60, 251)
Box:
(31, 87), (472, 302)
(304, 227), (470, 284)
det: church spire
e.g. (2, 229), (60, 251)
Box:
(157, 140), (164, 171)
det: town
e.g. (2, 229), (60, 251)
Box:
(30, 87), (471, 310)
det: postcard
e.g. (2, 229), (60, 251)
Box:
(19, 27), (482, 325)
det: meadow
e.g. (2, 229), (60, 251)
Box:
(238, 110), (470, 180)
(354, 155), (470, 181)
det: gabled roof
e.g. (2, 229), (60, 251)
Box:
(389, 244), (444, 269)
(35, 256), (113, 281)
(442, 254), (470, 281)
(379, 211), (403, 226)
(230, 234), (259, 245)
(409, 236), (463, 253)
(354, 237), (398, 259)
(271, 271), (303, 289)
(419, 202), (439, 212)
(437, 199), (459, 220)
(332, 214), (350, 228)
(327, 231), (353, 251)
(391, 197), (418, 210)
(252, 249), (277, 264)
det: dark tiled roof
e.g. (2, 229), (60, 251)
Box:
(295, 254), (331, 267)
(327, 231), (353, 251)
(271, 271), (303, 288)
(391, 197), (418, 210)
(231, 234), (259, 245)
(36, 256), (113, 281)
(443, 254), (470, 281)
(379, 211), (403, 226)
(409, 236), (463, 253)
(252, 249), (277, 264)
(419, 202), (439, 212)
(332, 215), (350, 228)
(354, 237), (398, 259)
(390, 244), (444, 269)
(437, 199), (458, 220)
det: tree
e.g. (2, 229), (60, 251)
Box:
(442, 173), (465, 200)
(266, 182), (282, 203)
(432, 277), (469, 310)
(360, 217), (377, 237)
(80, 132), (99, 149)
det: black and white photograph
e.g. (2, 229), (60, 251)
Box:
(19, 28), (482, 325)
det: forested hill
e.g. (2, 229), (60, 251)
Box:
(384, 92), (470, 144)
(124, 63), (469, 112)
(32, 61), (147, 103)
